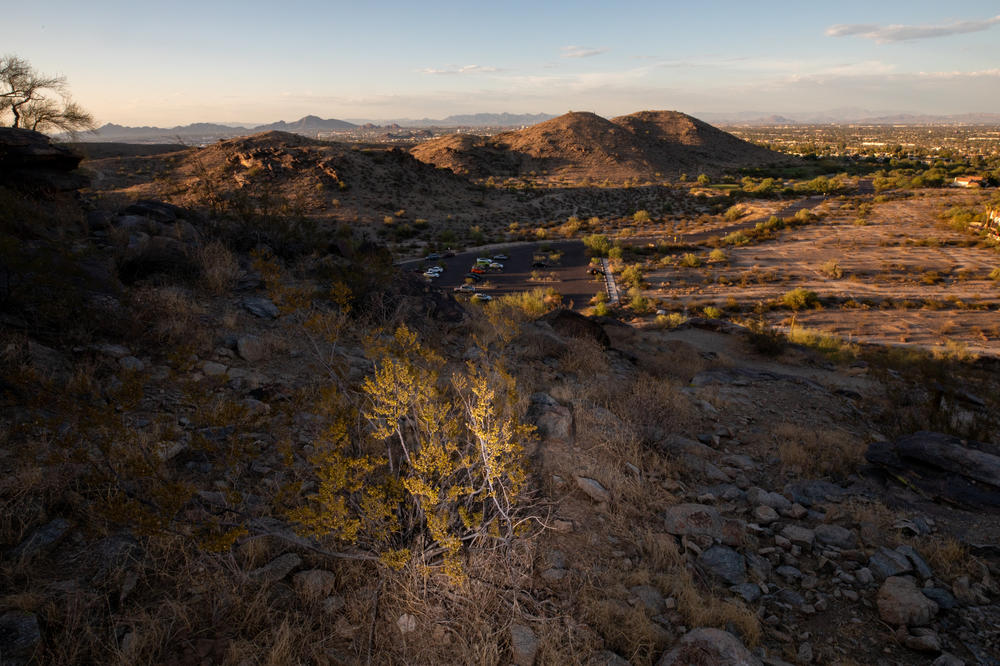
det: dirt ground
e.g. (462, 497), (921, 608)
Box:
(646, 189), (1000, 358)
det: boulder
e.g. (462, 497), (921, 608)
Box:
(657, 627), (761, 665)
(510, 623), (539, 666)
(664, 504), (722, 541)
(876, 576), (938, 626)
(538, 309), (611, 348)
(698, 545), (747, 585)
(249, 552), (301, 584)
(292, 569), (337, 601)
(236, 335), (267, 363)
(574, 476), (611, 503)
(529, 393), (573, 441)
(0, 127), (87, 190)
(10, 517), (71, 560)
(814, 524), (856, 549)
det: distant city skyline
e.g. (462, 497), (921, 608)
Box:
(4, 1), (999, 126)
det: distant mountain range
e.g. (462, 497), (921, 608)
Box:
(80, 113), (558, 143)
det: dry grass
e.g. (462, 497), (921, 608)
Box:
(774, 423), (865, 479)
(197, 240), (241, 295)
(129, 285), (209, 350)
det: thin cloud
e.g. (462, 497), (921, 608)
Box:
(826, 15), (1000, 43)
(418, 64), (500, 75)
(561, 45), (608, 58)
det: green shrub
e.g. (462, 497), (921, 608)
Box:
(708, 249), (728, 263)
(703, 306), (723, 319)
(679, 253), (702, 268)
(781, 288), (819, 310)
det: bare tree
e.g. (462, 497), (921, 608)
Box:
(1, 55), (96, 136)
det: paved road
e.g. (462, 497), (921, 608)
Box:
(408, 239), (603, 309)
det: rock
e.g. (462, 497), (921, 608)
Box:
(753, 505), (779, 525)
(95, 343), (131, 359)
(236, 335), (267, 363)
(730, 582), (761, 603)
(682, 455), (731, 482)
(118, 355), (145, 372)
(119, 235), (196, 284)
(529, 393), (573, 441)
(249, 552), (301, 584)
(589, 650), (632, 666)
(921, 587), (958, 610)
(10, 517), (71, 559)
(855, 568), (874, 585)
(538, 309), (611, 348)
(775, 588), (807, 611)
(292, 569), (337, 602)
(775, 565), (802, 581)
(664, 504), (722, 541)
(629, 585), (666, 614)
(397, 613), (417, 635)
(894, 544), (932, 580)
(932, 653), (966, 666)
(0, 127), (87, 190)
(952, 576), (989, 606)
(780, 525), (815, 548)
(796, 642), (813, 664)
(698, 545), (747, 585)
(814, 524), (856, 549)
(574, 476), (611, 503)
(782, 480), (847, 507)
(540, 568), (566, 582)
(868, 547), (912, 580)
(510, 623), (538, 665)
(657, 627), (762, 665)
(123, 200), (185, 223)
(0, 610), (41, 661)
(202, 361), (228, 377)
(877, 576), (938, 626)
(243, 296), (280, 319)
(903, 627), (941, 652)
(745, 487), (792, 511)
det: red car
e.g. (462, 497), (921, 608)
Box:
(470, 267), (486, 274)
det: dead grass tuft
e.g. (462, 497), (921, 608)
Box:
(197, 240), (241, 295)
(774, 423), (865, 479)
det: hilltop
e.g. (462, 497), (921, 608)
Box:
(410, 109), (792, 181)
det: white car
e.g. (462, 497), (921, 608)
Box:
(423, 271), (439, 279)
(453, 284), (475, 293)
(493, 254), (508, 261)
(471, 293), (492, 302)
(426, 266), (443, 274)
(489, 262), (503, 270)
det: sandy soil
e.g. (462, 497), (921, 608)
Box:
(646, 189), (1000, 357)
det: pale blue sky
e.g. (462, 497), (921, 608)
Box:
(4, 1), (999, 125)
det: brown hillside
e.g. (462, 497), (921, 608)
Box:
(410, 110), (791, 181)
(85, 131), (486, 224)
(611, 110), (785, 171)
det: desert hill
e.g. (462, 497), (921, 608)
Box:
(84, 130), (492, 225)
(410, 109), (791, 180)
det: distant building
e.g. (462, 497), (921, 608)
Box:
(986, 207), (1000, 242)
(953, 176), (987, 188)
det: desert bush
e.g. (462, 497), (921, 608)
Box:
(498, 287), (562, 318)
(583, 233), (612, 256)
(679, 252), (702, 268)
(724, 204), (747, 221)
(654, 313), (686, 329)
(702, 305), (723, 319)
(989, 267), (1000, 281)
(198, 240), (240, 295)
(820, 259), (843, 279)
(708, 248), (727, 263)
(780, 287), (819, 310)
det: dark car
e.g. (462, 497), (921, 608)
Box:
(443, 251), (456, 258)
(464, 273), (482, 281)
(426, 253), (441, 260)
(531, 262), (549, 269)
(589, 268), (604, 275)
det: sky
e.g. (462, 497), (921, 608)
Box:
(4, 1), (1000, 126)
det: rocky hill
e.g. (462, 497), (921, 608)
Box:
(410, 110), (792, 181)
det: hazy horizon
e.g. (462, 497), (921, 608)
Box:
(5, 1), (1000, 127)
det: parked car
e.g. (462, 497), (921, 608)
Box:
(426, 253), (441, 260)
(426, 266), (443, 274)
(475, 258), (492, 265)
(423, 271), (439, 279)
(493, 254), (508, 261)
(471, 293), (492, 302)
(443, 251), (456, 258)
(453, 284), (475, 293)
(588, 268), (604, 275)
(470, 267), (486, 274)
(531, 262), (549, 269)
(464, 273), (482, 281)
(489, 262), (503, 270)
